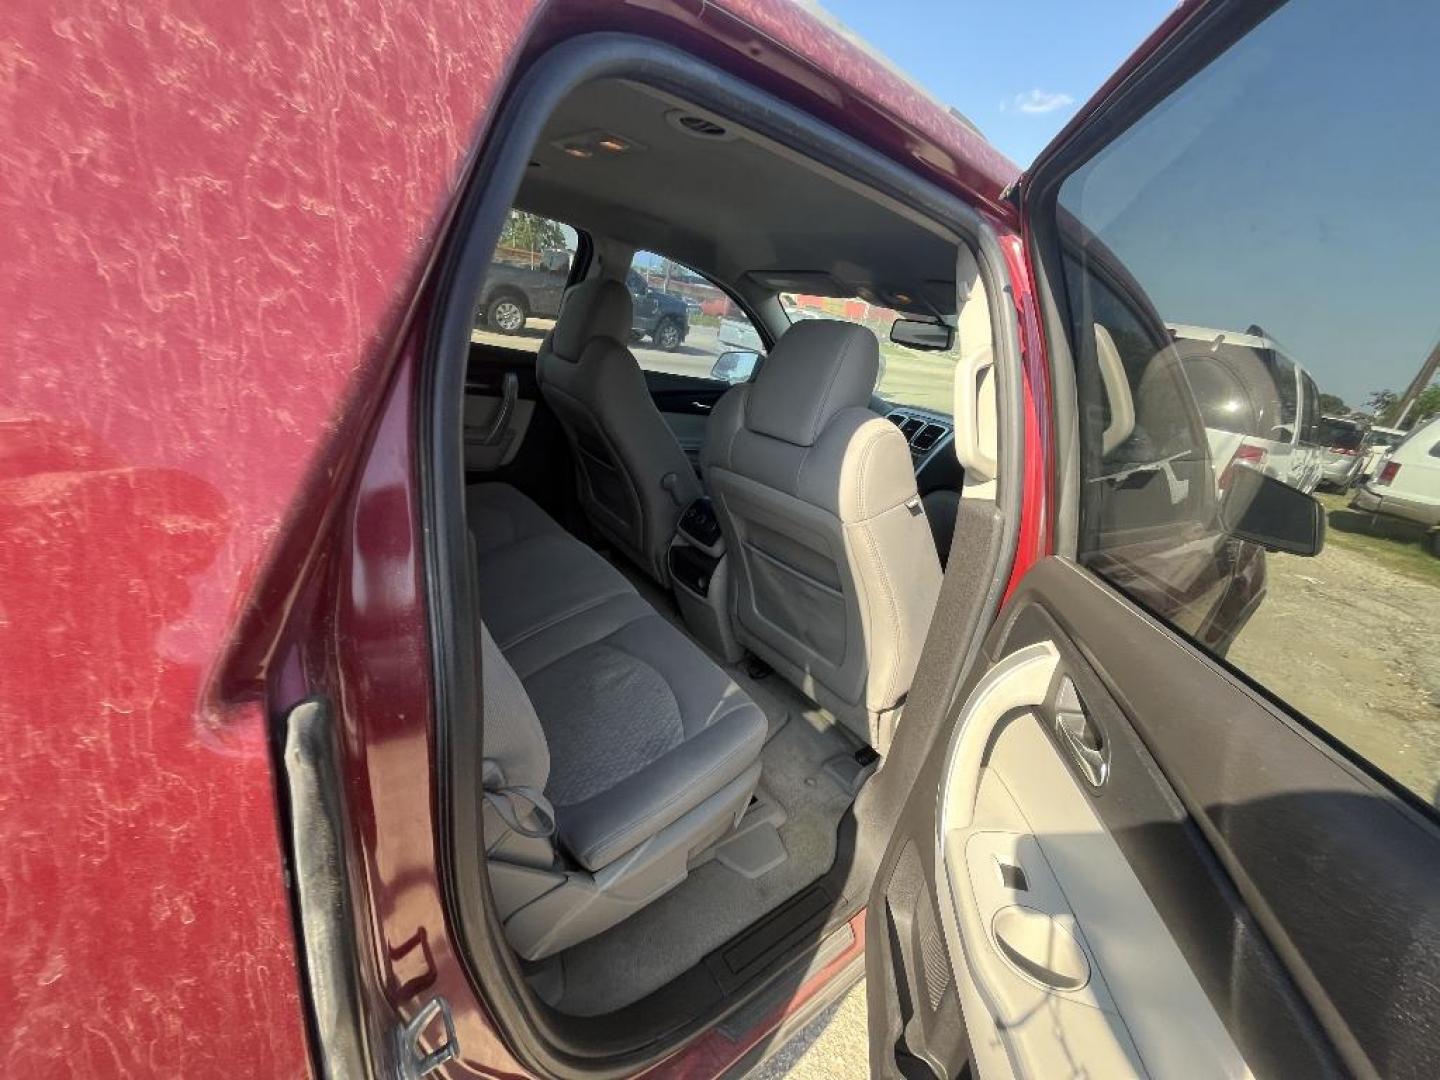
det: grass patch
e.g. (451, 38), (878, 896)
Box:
(876, 345), (957, 414)
(1316, 491), (1440, 586)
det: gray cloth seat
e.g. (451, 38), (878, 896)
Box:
(701, 320), (942, 750)
(467, 483), (765, 959)
(537, 278), (702, 586)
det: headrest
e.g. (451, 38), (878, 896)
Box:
(550, 278), (633, 362)
(746, 320), (879, 446)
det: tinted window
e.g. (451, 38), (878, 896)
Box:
(1177, 344), (1284, 437)
(471, 209), (579, 354)
(1057, 0), (1440, 804)
(628, 252), (763, 380)
(1317, 419), (1363, 451)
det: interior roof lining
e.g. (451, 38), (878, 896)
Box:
(514, 76), (967, 320)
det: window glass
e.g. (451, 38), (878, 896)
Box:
(471, 210), (580, 354)
(627, 252), (764, 382)
(1316, 419), (1363, 452)
(1057, 0), (1440, 803)
(779, 294), (959, 415)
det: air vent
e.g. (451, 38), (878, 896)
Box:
(900, 418), (925, 441)
(887, 413), (908, 429)
(912, 424), (946, 452)
(665, 109), (738, 141)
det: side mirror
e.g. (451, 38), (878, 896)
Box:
(1220, 466), (1325, 556)
(890, 318), (954, 351)
(710, 349), (761, 385)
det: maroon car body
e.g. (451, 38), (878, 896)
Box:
(0, 0), (1218, 1075)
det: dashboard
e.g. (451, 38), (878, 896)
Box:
(885, 405), (963, 493)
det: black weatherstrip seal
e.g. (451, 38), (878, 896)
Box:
(418, 32), (1026, 1077)
(280, 698), (379, 1080)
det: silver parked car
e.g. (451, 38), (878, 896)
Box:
(1316, 415), (1368, 490)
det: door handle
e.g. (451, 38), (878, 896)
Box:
(992, 906), (1090, 992)
(689, 400), (712, 412)
(478, 371), (518, 446)
(1053, 677), (1109, 788)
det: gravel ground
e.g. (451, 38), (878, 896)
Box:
(749, 981), (870, 1079)
(1227, 538), (1440, 804)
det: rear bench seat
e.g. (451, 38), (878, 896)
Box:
(468, 483), (766, 960)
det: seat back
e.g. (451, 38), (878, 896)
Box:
(702, 320), (942, 748)
(537, 278), (699, 585)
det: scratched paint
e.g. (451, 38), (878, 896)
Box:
(0, 0), (536, 1073)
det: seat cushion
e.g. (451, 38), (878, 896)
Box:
(523, 614), (765, 871)
(468, 481), (563, 555)
(468, 483), (644, 654)
(468, 482), (765, 873)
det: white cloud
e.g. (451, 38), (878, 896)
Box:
(1004, 89), (1075, 115)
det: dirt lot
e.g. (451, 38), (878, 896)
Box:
(1227, 499), (1440, 806)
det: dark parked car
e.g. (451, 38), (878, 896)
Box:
(475, 259), (689, 353)
(474, 250), (569, 333)
(626, 269), (690, 350)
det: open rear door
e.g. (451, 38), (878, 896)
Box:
(866, 3), (1440, 1078)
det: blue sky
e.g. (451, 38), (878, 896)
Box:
(820, 0), (1439, 409)
(817, 0), (1176, 166)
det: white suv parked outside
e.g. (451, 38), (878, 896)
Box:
(1170, 323), (1324, 494)
(1352, 414), (1440, 554)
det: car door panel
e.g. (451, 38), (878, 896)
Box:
(872, 555), (1440, 1078)
(464, 347), (539, 472)
(1007, 566), (1440, 1079)
(464, 388), (534, 471)
(461, 342), (579, 527)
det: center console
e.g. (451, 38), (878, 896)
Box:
(668, 497), (743, 663)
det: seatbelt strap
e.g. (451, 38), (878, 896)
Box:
(481, 760), (556, 840)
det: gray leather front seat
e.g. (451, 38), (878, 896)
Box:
(538, 278), (701, 585)
(701, 320), (942, 750)
(469, 483), (765, 960)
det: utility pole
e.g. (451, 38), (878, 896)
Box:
(1394, 336), (1440, 428)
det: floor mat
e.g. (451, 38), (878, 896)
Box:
(550, 705), (856, 1015)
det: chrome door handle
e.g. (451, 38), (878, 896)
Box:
(1054, 701), (1109, 788)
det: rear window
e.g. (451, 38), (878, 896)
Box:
(471, 209), (581, 355)
(1177, 343), (1286, 437)
(1316, 419), (1363, 450)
